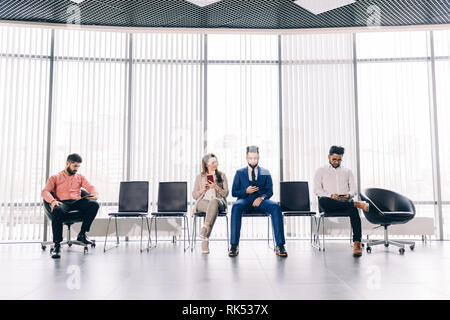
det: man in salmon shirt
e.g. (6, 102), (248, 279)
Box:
(42, 153), (99, 259)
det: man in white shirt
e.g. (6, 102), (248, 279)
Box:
(314, 146), (369, 257)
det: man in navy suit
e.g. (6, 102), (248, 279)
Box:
(229, 146), (287, 257)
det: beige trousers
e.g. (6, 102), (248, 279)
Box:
(196, 199), (225, 237)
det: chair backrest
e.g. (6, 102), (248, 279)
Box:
(280, 181), (311, 212)
(118, 181), (149, 212)
(157, 182), (187, 213)
(362, 188), (415, 213)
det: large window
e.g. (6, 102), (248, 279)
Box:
(1, 25), (450, 241)
(207, 34), (280, 239)
(434, 30), (450, 237)
(281, 33), (356, 237)
(357, 31), (435, 223)
(51, 29), (128, 219)
(0, 26), (51, 240)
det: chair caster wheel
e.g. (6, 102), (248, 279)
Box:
(366, 247), (372, 253)
(91, 243), (96, 248)
(410, 245), (415, 251)
(361, 243), (364, 248)
(384, 243), (389, 247)
(84, 247), (88, 254)
(68, 243), (72, 247)
(50, 247), (54, 254)
(41, 245), (46, 251)
(399, 248), (405, 255)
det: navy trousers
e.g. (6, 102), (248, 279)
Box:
(230, 198), (286, 246)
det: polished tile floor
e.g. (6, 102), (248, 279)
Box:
(1, 239), (449, 300)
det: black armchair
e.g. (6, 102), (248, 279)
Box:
(360, 188), (416, 254)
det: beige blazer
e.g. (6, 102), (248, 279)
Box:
(192, 172), (229, 216)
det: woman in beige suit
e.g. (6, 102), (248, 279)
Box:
(192, 153), (229, 254)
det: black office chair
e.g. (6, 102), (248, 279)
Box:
(41, 189), (96, 255)
(191, 208), (229, 251)
(104, 181), (151, 253)
(360, 188), (416, 254)
(151, 182), (190, 252)
(316, 198), (359, 251)
(280, 181), (316, 245)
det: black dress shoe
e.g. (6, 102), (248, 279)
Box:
(228, 245), (239, 257)
(275, 245), (288, 257)
(51, 243), (61, 259)
(77, 233), (94, 245)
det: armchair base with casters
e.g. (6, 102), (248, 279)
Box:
(360, 188), (416, 255)
(41, 219), (95, 255)
(363, 226), (415, 255)
(191, 210), (229, 252)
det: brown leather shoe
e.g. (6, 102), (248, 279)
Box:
(353, 241), (362, 257)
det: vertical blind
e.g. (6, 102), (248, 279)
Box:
(356, 31), (434, 220)
(51, 29), (128, 220)
(1, 25), (450, 241)
(281, 33), (357, 237)
(434, 30), (450, 237)
(130, 32), (204, 214)
(207, 34), (280, 239)
(0, 26), (51, 241)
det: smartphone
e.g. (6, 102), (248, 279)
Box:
(338, 194), (347, 197)
(207, 174), (214, 183)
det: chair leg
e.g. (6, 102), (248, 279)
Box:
(114, 216), (119, 245)
(103, 216), (111, 252)
(322, 217), (326, 251)
(184, 215), (190, 252)
(139, 217), (144, 253)
(154, 217), (158, 247)
(191, 216), (196, 252)
(226, 216), (230, 251)
(145, 216), (152, 251)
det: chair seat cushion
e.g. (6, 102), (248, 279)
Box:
(283, 211), (315, 216)
(152, 212), (186, 217)
(109, 212), (148, 217)
(243, 212), (269, 217)
(380, 211), (415, 223)
(195, 211), (227, 217)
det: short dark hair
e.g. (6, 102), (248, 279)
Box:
(329, 146), (345, 156)
(246, 145), (259, 154)
(67, 153), (82, 163)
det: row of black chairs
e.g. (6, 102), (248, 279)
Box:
(42, 181), (416, 255)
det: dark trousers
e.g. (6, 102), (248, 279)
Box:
(318, 197), (362, 242)
(48, 199), (99, 243)
(230, 198), (286, 246)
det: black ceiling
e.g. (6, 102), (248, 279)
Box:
(0, 0), (449, 29)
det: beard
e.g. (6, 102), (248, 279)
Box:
(329, 161), (340, 168)
(248, 162), (259, 169)
(67, 167), (77, 175)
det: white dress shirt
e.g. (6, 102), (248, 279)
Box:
(313, 164), (357, 198)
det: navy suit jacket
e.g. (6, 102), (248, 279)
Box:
(231, 166), (274, 203)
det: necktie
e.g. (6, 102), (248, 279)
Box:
(251, 167), (256, 182)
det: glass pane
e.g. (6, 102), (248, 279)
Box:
(208, 34), (278, 61)
(356, 31), (428, 59)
